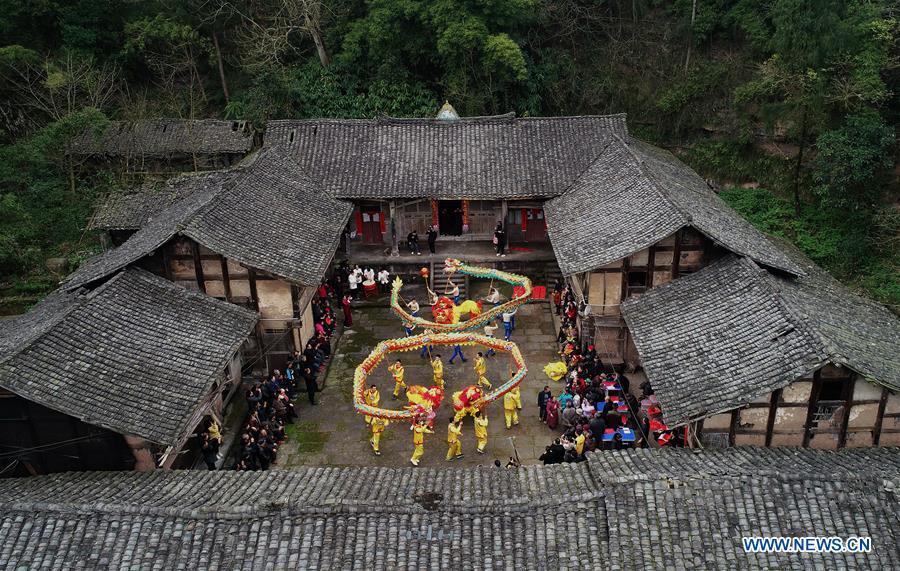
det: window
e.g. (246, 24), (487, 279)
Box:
(627, 271), (648, 287)
(818, 379), (845, 402)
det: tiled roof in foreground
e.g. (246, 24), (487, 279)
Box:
(0, 269), (258, 445)
(0, 448), (896, 570)
(622, 251), (900, 427)
(64, 147), (353, 289)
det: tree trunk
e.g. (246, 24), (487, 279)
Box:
(792, 111), (808, 216)
(684, 0), (697, 73)
(211, 32), (230, 103)
(305, 14), (331, 66)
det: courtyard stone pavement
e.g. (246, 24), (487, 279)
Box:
(278, 301), (566, 468)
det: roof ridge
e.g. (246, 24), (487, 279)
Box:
(612, 134), (691, 225)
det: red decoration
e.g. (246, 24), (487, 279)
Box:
(461, 200), (469, 227)
(354, 210), (363, 236)
(522, 209), (528, 232)
(431, 199), (439, 227)
(379, 210), (386, 233)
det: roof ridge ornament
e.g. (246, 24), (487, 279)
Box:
(436, 101), (460, 120)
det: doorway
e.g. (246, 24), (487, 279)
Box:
(438, 200), (463, 236)
(360, 208), (383, 244)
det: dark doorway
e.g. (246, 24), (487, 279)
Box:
(438, 200), (463, 236)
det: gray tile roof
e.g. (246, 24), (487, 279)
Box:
(0, 448), (896, 570)
(545, 137), (803, 275)
(591, 448), (900, 571)
(622, 252), (900, 427)
(768, 237), (900, 393)
(0, 464), (607, 570)
(65, 147), (353, 289)
(0, 268), (257, 445)
(264, 114), (628, 199)
(89, 170), (240, 230)
(69, 119), (253, 157)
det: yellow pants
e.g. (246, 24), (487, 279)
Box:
(446, 440), (461, 460)
(411, 444), (425, 463)
(505, 409), (518, 428)
(393, 381), (406, 397)
(476, 437), (487, 452)
(371, 433), (381, 452)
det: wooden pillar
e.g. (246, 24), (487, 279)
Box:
(672, 231), (682, 279)
(500, 200), (508, 230)
(802, 371), (823, 448)
(728, 409), (739, 447)
(389, 200), (399, 257)
(764, 389), (781, 447)
(220, 257), (232, 302)
(837, 376), (856, 449)
(873, 387), (890, 446)
(191, 240), (206, 294)
(248, 267), (259, 308)
(161, 244), (173, 281)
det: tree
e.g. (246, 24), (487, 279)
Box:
(813, 112), (894, 209)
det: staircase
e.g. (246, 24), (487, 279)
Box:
(431, 260), (468, 299)
(544, 261), (563, 287)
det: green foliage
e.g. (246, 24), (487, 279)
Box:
(0, 109), (111, 275)
(720, 186), (899, 310)
(813, 112), (894, 208)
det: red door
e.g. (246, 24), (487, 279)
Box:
(523, 209), (547, 242)
(360, 209), (384, 244)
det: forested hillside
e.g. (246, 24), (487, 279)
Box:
(0, 0), (897, 311)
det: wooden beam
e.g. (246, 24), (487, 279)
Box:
(802, 371), (823, 448)
(873, 386), (890, 446)
(837, 376), (856, 448)
(764, 389), (781, 447)
(389, 200), (399, 257)
(220, 257), (232, 302)
(646, 245), (657, 288)
(161, 242), (173, 281)
(672, 231), (682, 279)
(191, 240), (206, 294)
(248, 267), (259, 307)
(728, 409), (739, 447)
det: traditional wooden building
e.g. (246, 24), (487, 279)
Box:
(1, 448), (898, 569)
(71, 107), (899, 452)
(68, 119), (254, 173)
(264, 110), (630, 252)
(0, 269), (257, 476)
(66, 148), (352, 371)
(622, 243), (900, 449)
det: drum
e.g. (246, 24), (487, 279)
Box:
(362, 280), (378, 298)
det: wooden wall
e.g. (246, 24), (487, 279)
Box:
(698, 363), (900, 449)
(581, 227), (710, 365)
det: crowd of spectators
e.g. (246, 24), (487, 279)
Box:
(234, 282), (338, 471)
(541, 280), (680, 465)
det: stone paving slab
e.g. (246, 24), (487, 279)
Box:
(278, 302), (566, 468)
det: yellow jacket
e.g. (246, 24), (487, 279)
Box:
(412, 424), (433, 445)
(474, 356), (486, 376)
(371, 418), (388, 433)
(511, 386), (521, 408)
(503, 391), (517, 411)
(431, 359), (443, 376)
(575, 433), (585, 455)
(388, 363), (405, 383)
(365, 388), (380, 407)
(447, 423), (462, 444)
(474, 416), (488, 439)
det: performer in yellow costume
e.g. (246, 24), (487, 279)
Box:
(473, 352), (487, 380)
(410, 420), (434, 466)
(473, 410), (488, 453)
(445, 419), (463, 461)
(388, 359), (406, 399)
(503, 390), (519, 429)
(431, 354), (444, 388)
(370, 417), (388, 455)
(477, 374), (492, 390)
(364, 385), (380, 424)
(511, 385), (522, 411)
